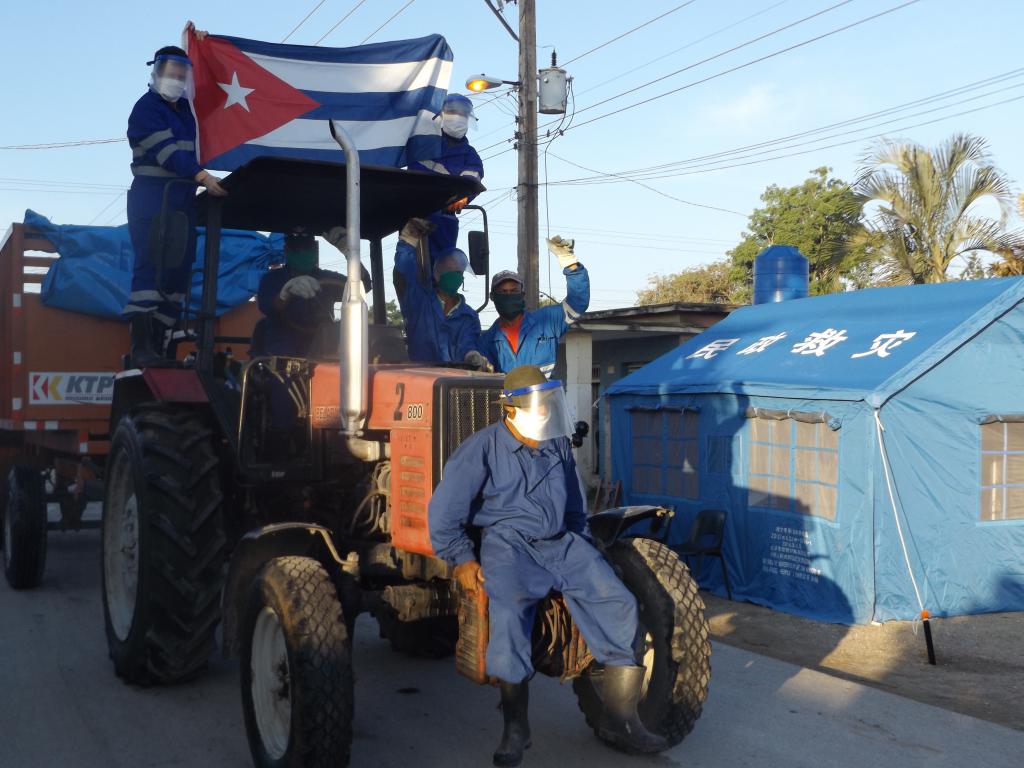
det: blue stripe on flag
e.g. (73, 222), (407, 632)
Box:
(209, 133), (443, 173)
(221, 33), (453, 65)
(299, 87), (446, 121)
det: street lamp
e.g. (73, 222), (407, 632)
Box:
(465, 74), (518, 92)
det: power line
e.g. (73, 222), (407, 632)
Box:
(0, 138), (125, 150)
(474, 0), (857, 152)
(88, 191), (127, 225)
(314, 0), (370, 45)
(361, 0), (417, 45)
(0, 176), (127, 191)
(561, 1), (700, 67)
(282, 0), (330, 42)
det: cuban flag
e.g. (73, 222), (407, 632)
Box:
(185, 30), (452, 171)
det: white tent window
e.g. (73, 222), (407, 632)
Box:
(629, 408), (699, 500)
(980, 421), (1024, 521)
(748, 414), (839, 521)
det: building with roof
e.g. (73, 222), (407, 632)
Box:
(607, 278), (1024, 623)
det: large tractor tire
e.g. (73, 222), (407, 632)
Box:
(241, 556), (354, 768)
(375, 606), (459, 659)
(101, 405), (226, 685)
(3, 466), (48, 590)
(573, 538), (711, 750)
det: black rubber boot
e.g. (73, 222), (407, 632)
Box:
(129, 314), (165, 368)
(597, 665), (668, 754)
(493, 681), (531, 767)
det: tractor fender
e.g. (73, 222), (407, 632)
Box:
(221, 523), (351, 659)
(110, 368), (209, 428)
(587, 505), (675, 549)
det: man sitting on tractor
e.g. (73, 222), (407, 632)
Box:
(428, 365), (666, 766)
(393, 217), (489, 369)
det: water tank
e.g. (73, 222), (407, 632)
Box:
(753, 245), (809, 304)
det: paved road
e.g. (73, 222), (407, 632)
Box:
(1, 530), (1020, 768)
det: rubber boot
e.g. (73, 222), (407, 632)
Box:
(493, 681), (531, 767)
(129, 314), (164, 368)
(597, 665), (668, 754)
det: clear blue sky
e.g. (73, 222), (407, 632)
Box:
(2, 0), (1022, 322)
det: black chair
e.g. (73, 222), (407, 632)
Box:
(676, 509), (732, 600)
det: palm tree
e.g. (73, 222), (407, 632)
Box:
(854, 133), (1024, 283)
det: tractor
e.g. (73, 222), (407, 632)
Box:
(100, 124), (711, 766)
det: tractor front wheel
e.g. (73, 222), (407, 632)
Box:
(241, 556), (354, 768)
(573, 538), (711, 751)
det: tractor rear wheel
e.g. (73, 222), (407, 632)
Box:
(573, 538), (711, 751)
(241, 556), (354, 768)
(101, 405), (226, 684)
(3, 466), (48, 589)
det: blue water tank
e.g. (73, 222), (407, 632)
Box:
(753, 245), (809, 304)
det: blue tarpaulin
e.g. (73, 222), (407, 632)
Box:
(607, 278), (1024, 623)
(25, 209), (283, 320)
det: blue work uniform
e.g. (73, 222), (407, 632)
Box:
(428, 421), (639, 683)
(393, 241), (481, 363)
(409, 135), (484, 260)
(254, 266), (347, 357)
(479, 264), (591, 377)
(125, 89), (202, 327)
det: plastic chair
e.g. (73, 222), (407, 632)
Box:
(675, 509), (732, 600)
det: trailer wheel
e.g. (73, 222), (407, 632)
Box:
(241, 556), (353, 768)
(101, 405), (226, 684)
(573, 538), (711, 750)
(3, 466), (48, 590)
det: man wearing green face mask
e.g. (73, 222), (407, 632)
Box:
(393, 218), (487, 367)
(478, 235), (590, 377)
(255, 232), (367, 358)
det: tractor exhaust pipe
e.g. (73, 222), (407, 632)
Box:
(329, 120), (368, 437)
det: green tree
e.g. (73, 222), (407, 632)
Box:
(728, 167), (876, 298)
(855, 133), (1023, 284)
(636, 260), (744, 304)
(371, 299), (404, 326)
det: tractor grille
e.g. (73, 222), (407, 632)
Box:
(441, 386), (503, 468)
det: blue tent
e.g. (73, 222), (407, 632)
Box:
(606, 278), (1024, 623)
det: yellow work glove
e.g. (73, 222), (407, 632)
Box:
(547, 235), (578, 269)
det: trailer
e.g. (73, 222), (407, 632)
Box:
(0, 222), (261, 588)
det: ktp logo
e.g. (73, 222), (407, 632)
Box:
(29, 372), (115, 405)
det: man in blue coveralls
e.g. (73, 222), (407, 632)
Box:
(124, 42), (227, 366)
(408, 93), (483, 265)
(479, 237), (589, 377)
(429, 365), (667, 766)
(393, 218), (488, 369)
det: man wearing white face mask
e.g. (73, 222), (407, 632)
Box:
(408, 93), (484, 267)
(124, 40), (227, 366)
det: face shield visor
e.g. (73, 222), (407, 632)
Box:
(502, 380), (574, 442)
(440, 94), (476, 139)
(150, 55), (194, 102)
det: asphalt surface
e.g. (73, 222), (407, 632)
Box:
(1, 528), (1021, 768)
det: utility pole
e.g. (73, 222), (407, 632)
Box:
(516, 0), (539, 310)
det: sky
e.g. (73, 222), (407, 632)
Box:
(2, 0), (1023, 324)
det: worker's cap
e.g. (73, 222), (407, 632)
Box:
(442, 93), (475, 118)
(433, 247), (470, 277)
(147, 45), (191, 67)
(491, 270), (524, 292)
(501, 365), (548, 401)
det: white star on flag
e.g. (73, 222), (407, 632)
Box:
(218, 72), (255, 112)
(850, 329), (917, 359)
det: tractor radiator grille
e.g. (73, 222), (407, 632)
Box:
(441, 386), (503, 467)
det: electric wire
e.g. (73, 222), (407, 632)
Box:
(0, 138), (125, 150)
(282, 0), (330, 42)
(88, 191), (127, 225)
(560, 1), (701, 67)
(314, 0), (370, 45)
(361, 0), (417, 45)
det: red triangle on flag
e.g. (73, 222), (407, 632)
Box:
(188, 33), (321, 164)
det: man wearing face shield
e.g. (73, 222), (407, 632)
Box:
(408, 93), (484, 266)
(124, 41), (228, 367)
(478, 236), (590, 377)
(393, 218), (487, 367)
(428, 365), (667, 766)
